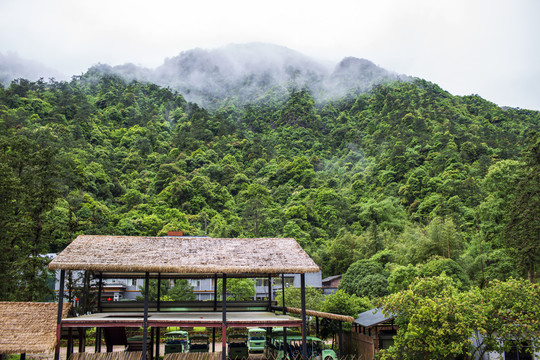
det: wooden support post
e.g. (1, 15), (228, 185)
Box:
(213, 274), (218, 310)
(55, 269), (65, 360)
(301, 273), (307, 360)
(157, 273), (161, 311)
(96, 274), (103, 353)
(213, 273), (218, 353)
(155, 327), (160, 360)
(281, 274), (288, 356)
(339, 321), (343, 357)
(142, 272), (150, 360)
(66, 328), (73, 357)
(83, 271), (89, 313)
(150, 327), (155, 360)
(267, 274), (272, 310)
(79, 328), (86, 353)
(222, 274), (227, 360)
(155, 273), (161, 360)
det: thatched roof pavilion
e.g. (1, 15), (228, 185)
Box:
(48, 235), (322, 360)
(0, 302), (71, 355)
(48, 235), (321, 274)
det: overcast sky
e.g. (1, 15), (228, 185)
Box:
(1, 0), (539, 110)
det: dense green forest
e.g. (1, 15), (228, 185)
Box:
(0, 71), (538, 302)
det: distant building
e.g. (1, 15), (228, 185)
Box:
(321, 274), (341, 295)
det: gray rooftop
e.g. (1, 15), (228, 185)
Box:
(354, 307), (395, 327)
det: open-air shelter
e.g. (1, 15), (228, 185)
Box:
(48, 235), (321, 360)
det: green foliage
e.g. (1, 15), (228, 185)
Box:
(378, 276), (540, 359)
(136, 279), (195, 301)
(503, 134), (540, 281)
(339, 260), (389, 298)
(469, 278), (540, 358)
(418, 256), (471, 291)
(320, 289), (372, 338)
(275, 286), (325, 312)
(0, 74), (538, 302)
(387, 264), (419, 293)
(217, 278), (256, 301)
(378, 275), (477, 359)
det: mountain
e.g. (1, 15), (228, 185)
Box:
(153, 43), (330, 106)
(86, 43), (408, 108)
(1, 44), (407, 108)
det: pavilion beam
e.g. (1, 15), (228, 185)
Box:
(222, 273), (227, 360)
(142, 272), (150, 360)
(54, 269), (65, 360)
(301, 273), (307, 360)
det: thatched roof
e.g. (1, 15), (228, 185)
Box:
(0, 302), (71, 354)
(48, 235), (321, 274)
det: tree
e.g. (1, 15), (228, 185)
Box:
(217, 278), (256, 301)
(168, 279), (196, 301)
(317, 231), (363, 277)
(320, 290), (372, 339)
(0, 128), (61, 301)
(418, 256), (471, 291)
(378, 276), (540, 359)
(136, 279), (195, 301)
(275, 286), (325, 312)
(378, 275), (478, 359)
(339, 259), (388, 298)
(237, 183), (273, 236)
(468, 278), (540, 359)
(387, 264), (419, 293)
(504, 134), (540, 281)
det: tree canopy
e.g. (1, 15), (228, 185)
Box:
(0, 74), (538, 304)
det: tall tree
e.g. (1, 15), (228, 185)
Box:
(504, 134), (540, 282)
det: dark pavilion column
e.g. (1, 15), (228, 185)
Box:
(221, 273), (227, 360)
(95, 273), (103, 353)
(142, 272), (150, 360)
(281, 273), (288, 356)
(54, 269), (65, 360)
(301, 273), (307, 360)
(213, 273), (217, 352)
(338, 321), (343, 357)
(267, 274), (272, 310)
(156, 273), (161, 360)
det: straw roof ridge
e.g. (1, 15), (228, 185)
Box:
(0, 302), (71, 355)
(48, 235), (321, 274)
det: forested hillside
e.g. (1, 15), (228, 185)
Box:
(0, 70), (538, 301)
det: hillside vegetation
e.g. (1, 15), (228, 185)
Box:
(0, 71), (538, 301)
